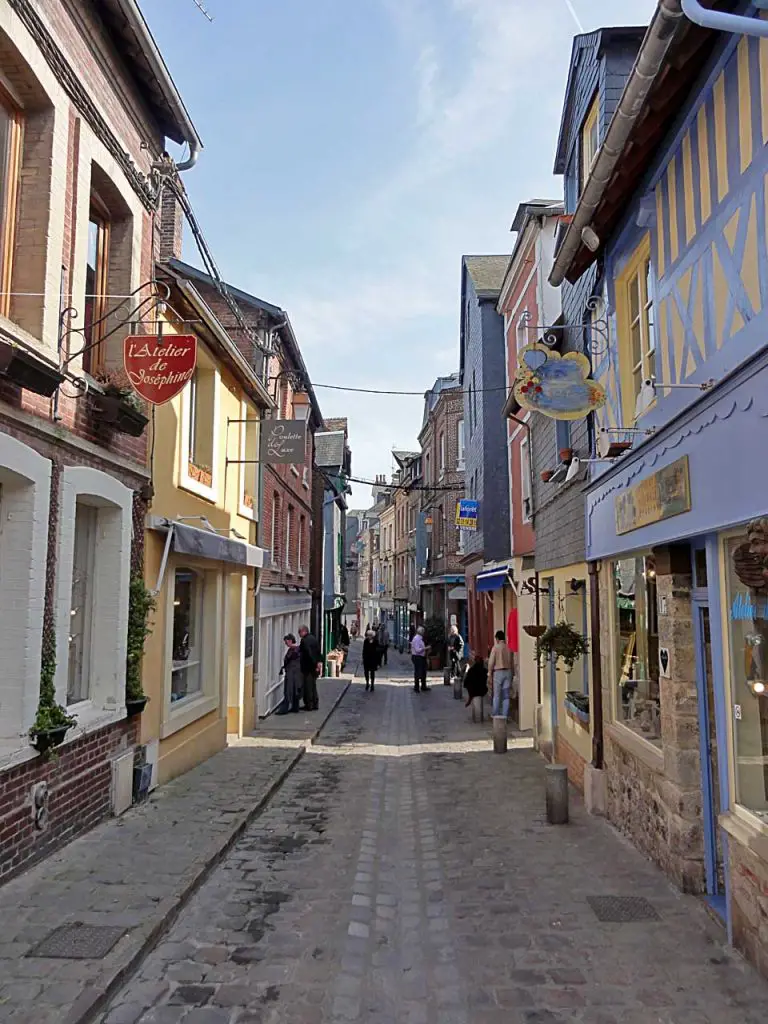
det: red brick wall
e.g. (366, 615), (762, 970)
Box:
(555, 728), (587, 792)
(0, 718), (138, 883)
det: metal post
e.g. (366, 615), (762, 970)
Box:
(492, 715), (507, 753)
(453, 673), (463, 700)
(471, 696), (484, 722)
(545, 764), (569, 824)
(589, 561), (604, 770)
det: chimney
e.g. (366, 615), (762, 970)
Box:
(157, 182), (184, 262)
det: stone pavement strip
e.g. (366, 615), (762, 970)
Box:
(0, 670), (353, 1024)
(90, 648), (768, 1024)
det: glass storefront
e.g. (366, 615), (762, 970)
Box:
(612, 554), (661, 745)
(724, 527), (768, 820)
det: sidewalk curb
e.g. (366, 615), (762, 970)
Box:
(67, 679), (352, 1024)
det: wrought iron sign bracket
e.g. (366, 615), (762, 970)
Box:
(519, 296), (609, 356)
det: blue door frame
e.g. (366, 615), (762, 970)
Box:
(695, 535), (733, 936)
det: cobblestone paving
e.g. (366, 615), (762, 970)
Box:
(99, 652), (768, 1024)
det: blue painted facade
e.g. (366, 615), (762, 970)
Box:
(459, 261), (510, 564)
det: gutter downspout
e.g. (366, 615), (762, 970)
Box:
(681, 0), (768, 38)
(549, 0), (684, 287)
(588, 561), (604, 770)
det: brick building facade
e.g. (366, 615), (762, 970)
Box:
(418, 374), (466, 637)
(0, 0), (200, 879)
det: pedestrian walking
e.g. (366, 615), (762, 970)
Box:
(447, 624), (464, 683)
(340, 623), (350, 647)
(463, 654), (488, 708)
(362, 630), (379, 691)
(275, 634), (303, 714)
(298, 625), (322, 711)
(488, 629), (514, 719)
(377, 621), (390, 666)
(410, 626), (429, 692)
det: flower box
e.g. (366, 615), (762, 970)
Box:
(564, 693), (590, 729)
(0, 342), (64, 397)
(188, 461), (213, 487)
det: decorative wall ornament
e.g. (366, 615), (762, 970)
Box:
(513, 344), (607, 421)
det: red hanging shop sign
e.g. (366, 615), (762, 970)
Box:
(123, 334), (197, 405)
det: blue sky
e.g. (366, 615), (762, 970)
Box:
(143, 0), (657, 503)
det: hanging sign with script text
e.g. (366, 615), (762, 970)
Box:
(123, 334), (197, 405)
(260, 419), (308, 464)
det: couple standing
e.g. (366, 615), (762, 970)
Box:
(277, 626), (322, 714)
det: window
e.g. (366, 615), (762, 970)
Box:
(67, 502), (97, 705)
(240, 405), (258, 515)
(520, 436), (532, 523)
(516, 313), (528, 353)
(439, 433), (446, 477)
(0, 89), (22, 320)
(285, 505), (293, 571)
(457, 420), (465, 469)
(171, 568), (204, 703)
(271, 493), (280, 566)
(612, 554), (660, 745)
(724, 530), (768, 821)
(472, 371), (478, 431)
(425, 451), (431, 483)
(581, 93), (600, 191)
(188, 367), (216, 485)
(617, 238), (656, 422)
(83, 195), (110, 373)
(298, 515), (305, 574)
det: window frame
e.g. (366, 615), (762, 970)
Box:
(83, 192), (111, 374)
(238, 399), (259, 521)
(180, 355), (220, 502)
(581, 92), (600, 192)
(285, 504), (293, 573)
(66, 501), (98, 707)
(520, 435), (532, 523)
(0, 86), (22, 321)
(457, 419), (465, 470)
(298, 514), (305, 576)
(617, 235), (656, 425)
(271, 492), (281, 568)
(169, 566), (205, 706)
(439, 432), (446, 478)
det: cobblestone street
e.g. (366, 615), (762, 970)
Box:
(96, 648), (768, 1024)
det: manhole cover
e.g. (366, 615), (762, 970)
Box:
(586, 896), (660, 923)
(27, 923), (125, 959)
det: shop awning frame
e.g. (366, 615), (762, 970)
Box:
(476, 567), (513, 593)
(148, 516), (268, 594)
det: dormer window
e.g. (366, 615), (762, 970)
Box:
(581, 94), (600, 192)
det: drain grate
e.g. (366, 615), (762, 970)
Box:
(586, 895), (660, 923)
(27, 923), (126, 959)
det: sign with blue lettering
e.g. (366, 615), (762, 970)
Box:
(456, 500), (479, 531)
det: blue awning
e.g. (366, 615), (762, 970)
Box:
(476, 567), (511, 592)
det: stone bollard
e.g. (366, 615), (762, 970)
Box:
(453, 675), (463, 700)
(545, 764), (569, 824)
(492, 715), (507, 753)
(471, 696), (484, 723)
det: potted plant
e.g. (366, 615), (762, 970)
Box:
(126, 574), (155, 716)
(91, 369), (149, 437)
(29, 626), (76, 754)
(523, 623), (547, 638)
(423, 617), (446, 669)
(536, 620), (589, 673)
(559, 447), (573, 463)
(0, 340), (65, 397)
(540, 470), (553, 483)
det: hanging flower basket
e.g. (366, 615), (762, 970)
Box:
(523, 624), (547, 638)
(535, 620), (589, 673)
(540, 470), (553, 483)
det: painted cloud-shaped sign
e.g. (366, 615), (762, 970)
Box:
(513, 344), (606, 421)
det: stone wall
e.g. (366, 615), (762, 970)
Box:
(728, 837), (768, 979)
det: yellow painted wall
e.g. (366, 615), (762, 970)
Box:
(541, 563), (593, 767)
(141, 318), (262, 780)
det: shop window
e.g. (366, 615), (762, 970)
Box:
(170, 568), (204, 703)
(581, 93), (600, 192)
(0, 88), (22, 320)
(83, 195), (110, 373)
(67, 502), (97, 705)
(612, 554), (661, 744)
(617, 237), (656, 423)
(724, 529), (768, 820)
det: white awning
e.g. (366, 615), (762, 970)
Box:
(448, 586), (467, 601)
(148, 516), (269, 593)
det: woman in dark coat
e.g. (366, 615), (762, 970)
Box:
(464, 654), (488, 708)
(362, 630), (379, 692)
(276, 634), (303, 714)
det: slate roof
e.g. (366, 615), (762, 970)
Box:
(422, 373), (462, 428)
(324, 417), (348, 433)
(314, 430), (346, 469)
(463, 255), (511, 299)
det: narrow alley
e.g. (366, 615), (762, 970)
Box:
(88, 647), (768, 1024)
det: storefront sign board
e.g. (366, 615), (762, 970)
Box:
(456, 499), (479, 530)
(615, 456), (691, 536)
(260, 420), (307, 464)
(124, 334), (197, 405)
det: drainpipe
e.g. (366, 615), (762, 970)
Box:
(681, 0), (768, 38)
(589, 561), (604, 770)
(550, 0), (684, 287)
